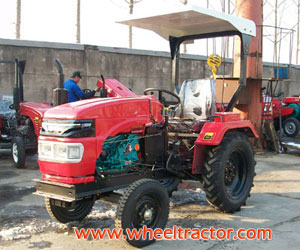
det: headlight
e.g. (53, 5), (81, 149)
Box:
(41, 119), (95, 138)
(38, 141), (84, 163)
(68, 146), (81, 159)
(54, 144), (68, 159)
(39, 144), (53, 158)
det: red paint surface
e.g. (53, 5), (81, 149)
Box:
(283, 97), (300, 104)
(195, 120), (258, 146)
(97, 78), (137, 98)
(42, 174), (94, 184)
(19, 102), (51, 136)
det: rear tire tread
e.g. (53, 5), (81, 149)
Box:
(202, 132), (255, 213)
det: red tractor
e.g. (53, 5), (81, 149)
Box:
(35, 7), (258, 247)
(262, 81), (300, 138)
(9, 59), (67, 168)
(0, 60), (19, 151)
(0, 95), (17, 151)
(280, 96), (300, 137)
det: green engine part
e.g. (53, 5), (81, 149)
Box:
(96, 134), (139, 171)
(287, 103), (300, 119)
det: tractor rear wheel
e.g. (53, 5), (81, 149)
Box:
(283, 117), (300, 137)
(115, 179), (169, 248)
(45, 198), (95, 223)
(11, 136), (26, 169)
(202, 132), (255, 213)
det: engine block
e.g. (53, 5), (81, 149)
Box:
(96, 134), (140, 171)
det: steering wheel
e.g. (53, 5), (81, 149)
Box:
(144, 88), (180, 107)
(82, 89), (93, 95)
(274, 92), (283, 98)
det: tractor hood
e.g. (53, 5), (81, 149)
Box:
(43, 96), (163, 122)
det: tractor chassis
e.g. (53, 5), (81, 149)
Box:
(0, 142), (11, 149)
(34, 168), (175, 205)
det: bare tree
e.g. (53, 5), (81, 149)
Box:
(16, 0), (21, 39)
(297, 0), (300, 64)
(274, 0), (278, 65)
(124, 0), (142, 48)
(76, 0), (81, 43)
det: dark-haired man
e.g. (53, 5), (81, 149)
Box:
(64, 71), (99, 102)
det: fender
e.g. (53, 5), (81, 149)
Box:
(195, 119), (259, 146)
(19, 102), (51, 136)
(192, 119), (258, 174)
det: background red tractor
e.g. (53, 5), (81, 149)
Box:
(35, 7), (258, 247)
(0, 95), (17, 151)
(262, 80), (300, 138)
(0, 60), (19, 151)
(2, 59), (68, 168)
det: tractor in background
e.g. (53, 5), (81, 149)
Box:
(8, 59), (69, 168)
(0, 60), (18, 151)
(35, 6), (258, 247)
(262, 82), (300, 138)
(8, 59), (53, 168)
(276, 96), (300, 137)
(0, 94), (17, 151)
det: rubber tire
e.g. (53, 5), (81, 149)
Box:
(159, 178), (180, 197)
(283, 117), (300, 137)
(115, 179), (169, 248)
(11, 136), (26, 169)
(45, 198), (95, 223)
(201, 132), (255, 213)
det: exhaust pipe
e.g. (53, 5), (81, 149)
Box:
(13, 59), (26, 111)
(55, 59), (64, 88)
(52, 59), (68, 106)
(100, 74), (107, 98)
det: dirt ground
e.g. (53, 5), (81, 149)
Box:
(1, 149), (300, 250)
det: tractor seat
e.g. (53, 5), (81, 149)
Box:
(167, 118), (204, 133)
(178, 78), (216, 120)
(168, 79), (216, 134)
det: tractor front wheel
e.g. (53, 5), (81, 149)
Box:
(115, 179), (169, 248)
(283, 117), (300, 137)
(160, 178), (180, 197)
(45, 198), (95, 223)
(11, 136), (26, 169)
(202, 132), (255, 213)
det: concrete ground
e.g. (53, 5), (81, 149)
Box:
(1, 149), (300, 249)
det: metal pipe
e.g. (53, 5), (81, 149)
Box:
(16, 0), (21, 39)
(234, 0), (263, 134)
(76, 0), (81, 43)
(55, 59), (64, 88)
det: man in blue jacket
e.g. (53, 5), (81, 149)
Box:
(64, 71), (100, 102)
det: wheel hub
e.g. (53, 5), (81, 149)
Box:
(12, 143), (18, 162)
(225, 161), (237, 185)
(286, 122), (296, 134)
(137, 199), (157, 226)
(143, 208), (153, 221)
